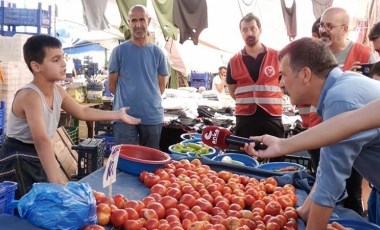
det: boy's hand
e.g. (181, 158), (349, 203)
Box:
(119, 107), (141, 125)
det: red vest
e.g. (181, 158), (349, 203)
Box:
(342, 43), (372, 71)
(230, 48), (283, 116)
(298, 105), (322, 128)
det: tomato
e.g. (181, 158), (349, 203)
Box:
(97, 211), (110, 226)
(165, 208), (180, 218)
(110, 209), (128, 228)
(166, 214), (181, 223)
(113, 194), (127, 209)
(277, 195), (294, 209)
(167, 187), (182, 200)
(266, 221), (281, 230)
(251, 199), (266, 210)
(124, 207), (139, 220)
(150, 183), (168, 196)
(266, 177), (278, 187)
(83, 224), (105, 230)
(264, 201), (282, 216)
(144, 173), (161, 187)
(160, 195), (178, 210)
(124, 200), (140, 210)
(143, 208), (159, 220)
(146, 202), (166, 219)
(145, 218), (160, 230)
(140, 170), (149, 182)
(196, 210), (212, 222)
(196, 197), (213, 213)
(179, 193), (197, 208)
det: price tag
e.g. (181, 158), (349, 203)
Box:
(102, 145), (120, 188)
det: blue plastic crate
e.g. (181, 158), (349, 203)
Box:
(0, 186), (6, 214)
(94, 132), (115, 157)
(0, 181), (17, 215)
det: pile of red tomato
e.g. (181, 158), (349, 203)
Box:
(84, 158), (299, 230)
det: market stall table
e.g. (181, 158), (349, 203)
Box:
(0, 158), (366, 230)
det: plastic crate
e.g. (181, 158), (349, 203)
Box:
(72, 138), (105, 179)
(94, 132), (115, 157)
(64, 126), (79, 144)
(0, 186), (6, 214)
(95, 121), (113, 135)
(0, 181), (17, 215)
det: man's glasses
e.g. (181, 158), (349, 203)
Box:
(318, 22), (345, 31)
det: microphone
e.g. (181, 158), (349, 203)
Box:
(201, 126), (267, 150)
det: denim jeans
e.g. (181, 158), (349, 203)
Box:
(0, 137), (47, 199)
(368, 187), (380, 225)
(113, 122), (163, 150)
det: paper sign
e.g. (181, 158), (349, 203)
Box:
(103, 145), (120, 188)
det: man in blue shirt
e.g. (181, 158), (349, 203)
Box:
(250, 37), (380, 229)
(108, 5), (169, 149)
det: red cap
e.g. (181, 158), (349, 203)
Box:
(201, 126), (232, 150)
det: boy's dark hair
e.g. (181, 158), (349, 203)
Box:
(240, 13), (261, 30)
(23, 34), (62, 72)
(369, 22), (380, 41)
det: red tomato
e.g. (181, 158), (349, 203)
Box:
(264, 201), (282, 216)
(179, 193), (197, 208)
(123, 220), (144, 230)
(124, 207), (139, 220)
(83, 224), (105, 230)
(150, 183), (167, 196)
(113, 194), (127, 209)
(110, 209), (128, 228)
(160, 195), (178, 210)
(146, 202), (166, 219)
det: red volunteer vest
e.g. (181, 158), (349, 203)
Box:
(230, 48), (283, 116)
(297, 105), (322, 128)
(342, 43), (372, 71)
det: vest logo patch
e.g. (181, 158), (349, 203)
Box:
(264, 66), (275, 77)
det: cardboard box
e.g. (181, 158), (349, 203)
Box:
(53, 127), (79, 180)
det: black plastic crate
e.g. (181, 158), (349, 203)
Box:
(271, 153), (313, 173)
(94, 132), (115, 158)
(72, 138), (105, 179)
(95, 121), (113, 135)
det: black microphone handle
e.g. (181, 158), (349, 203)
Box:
(225, 135), (267, 150)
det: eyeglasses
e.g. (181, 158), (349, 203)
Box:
(318, 22), (345, 31)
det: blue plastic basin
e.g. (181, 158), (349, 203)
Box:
(257, 162), (306, 172)
(211, 153), (259, 168)
(117, 144), (171, 175)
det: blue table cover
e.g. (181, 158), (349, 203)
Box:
(0, 157), (366, 230)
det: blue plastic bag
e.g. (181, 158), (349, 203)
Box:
(17, 182), (97, 230)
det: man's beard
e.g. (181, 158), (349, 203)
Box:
(245, 36), (258, 47)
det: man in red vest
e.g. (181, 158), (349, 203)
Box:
(226, 13), (284, 147)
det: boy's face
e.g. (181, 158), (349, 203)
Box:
(35, 47), (66, 81)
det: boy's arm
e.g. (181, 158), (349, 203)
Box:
(59, 86), (140, 124)
(21, 91), (65, 184)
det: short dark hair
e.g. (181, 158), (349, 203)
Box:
(369, 61), (380, 77)
(369, 22), (380, 41)
(239, 13), (261, 30)
(218, 66), (226, 71)
(312, 17), (321, 37)
(278, 37), (338, 79)
(23, 34), (62, 72)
